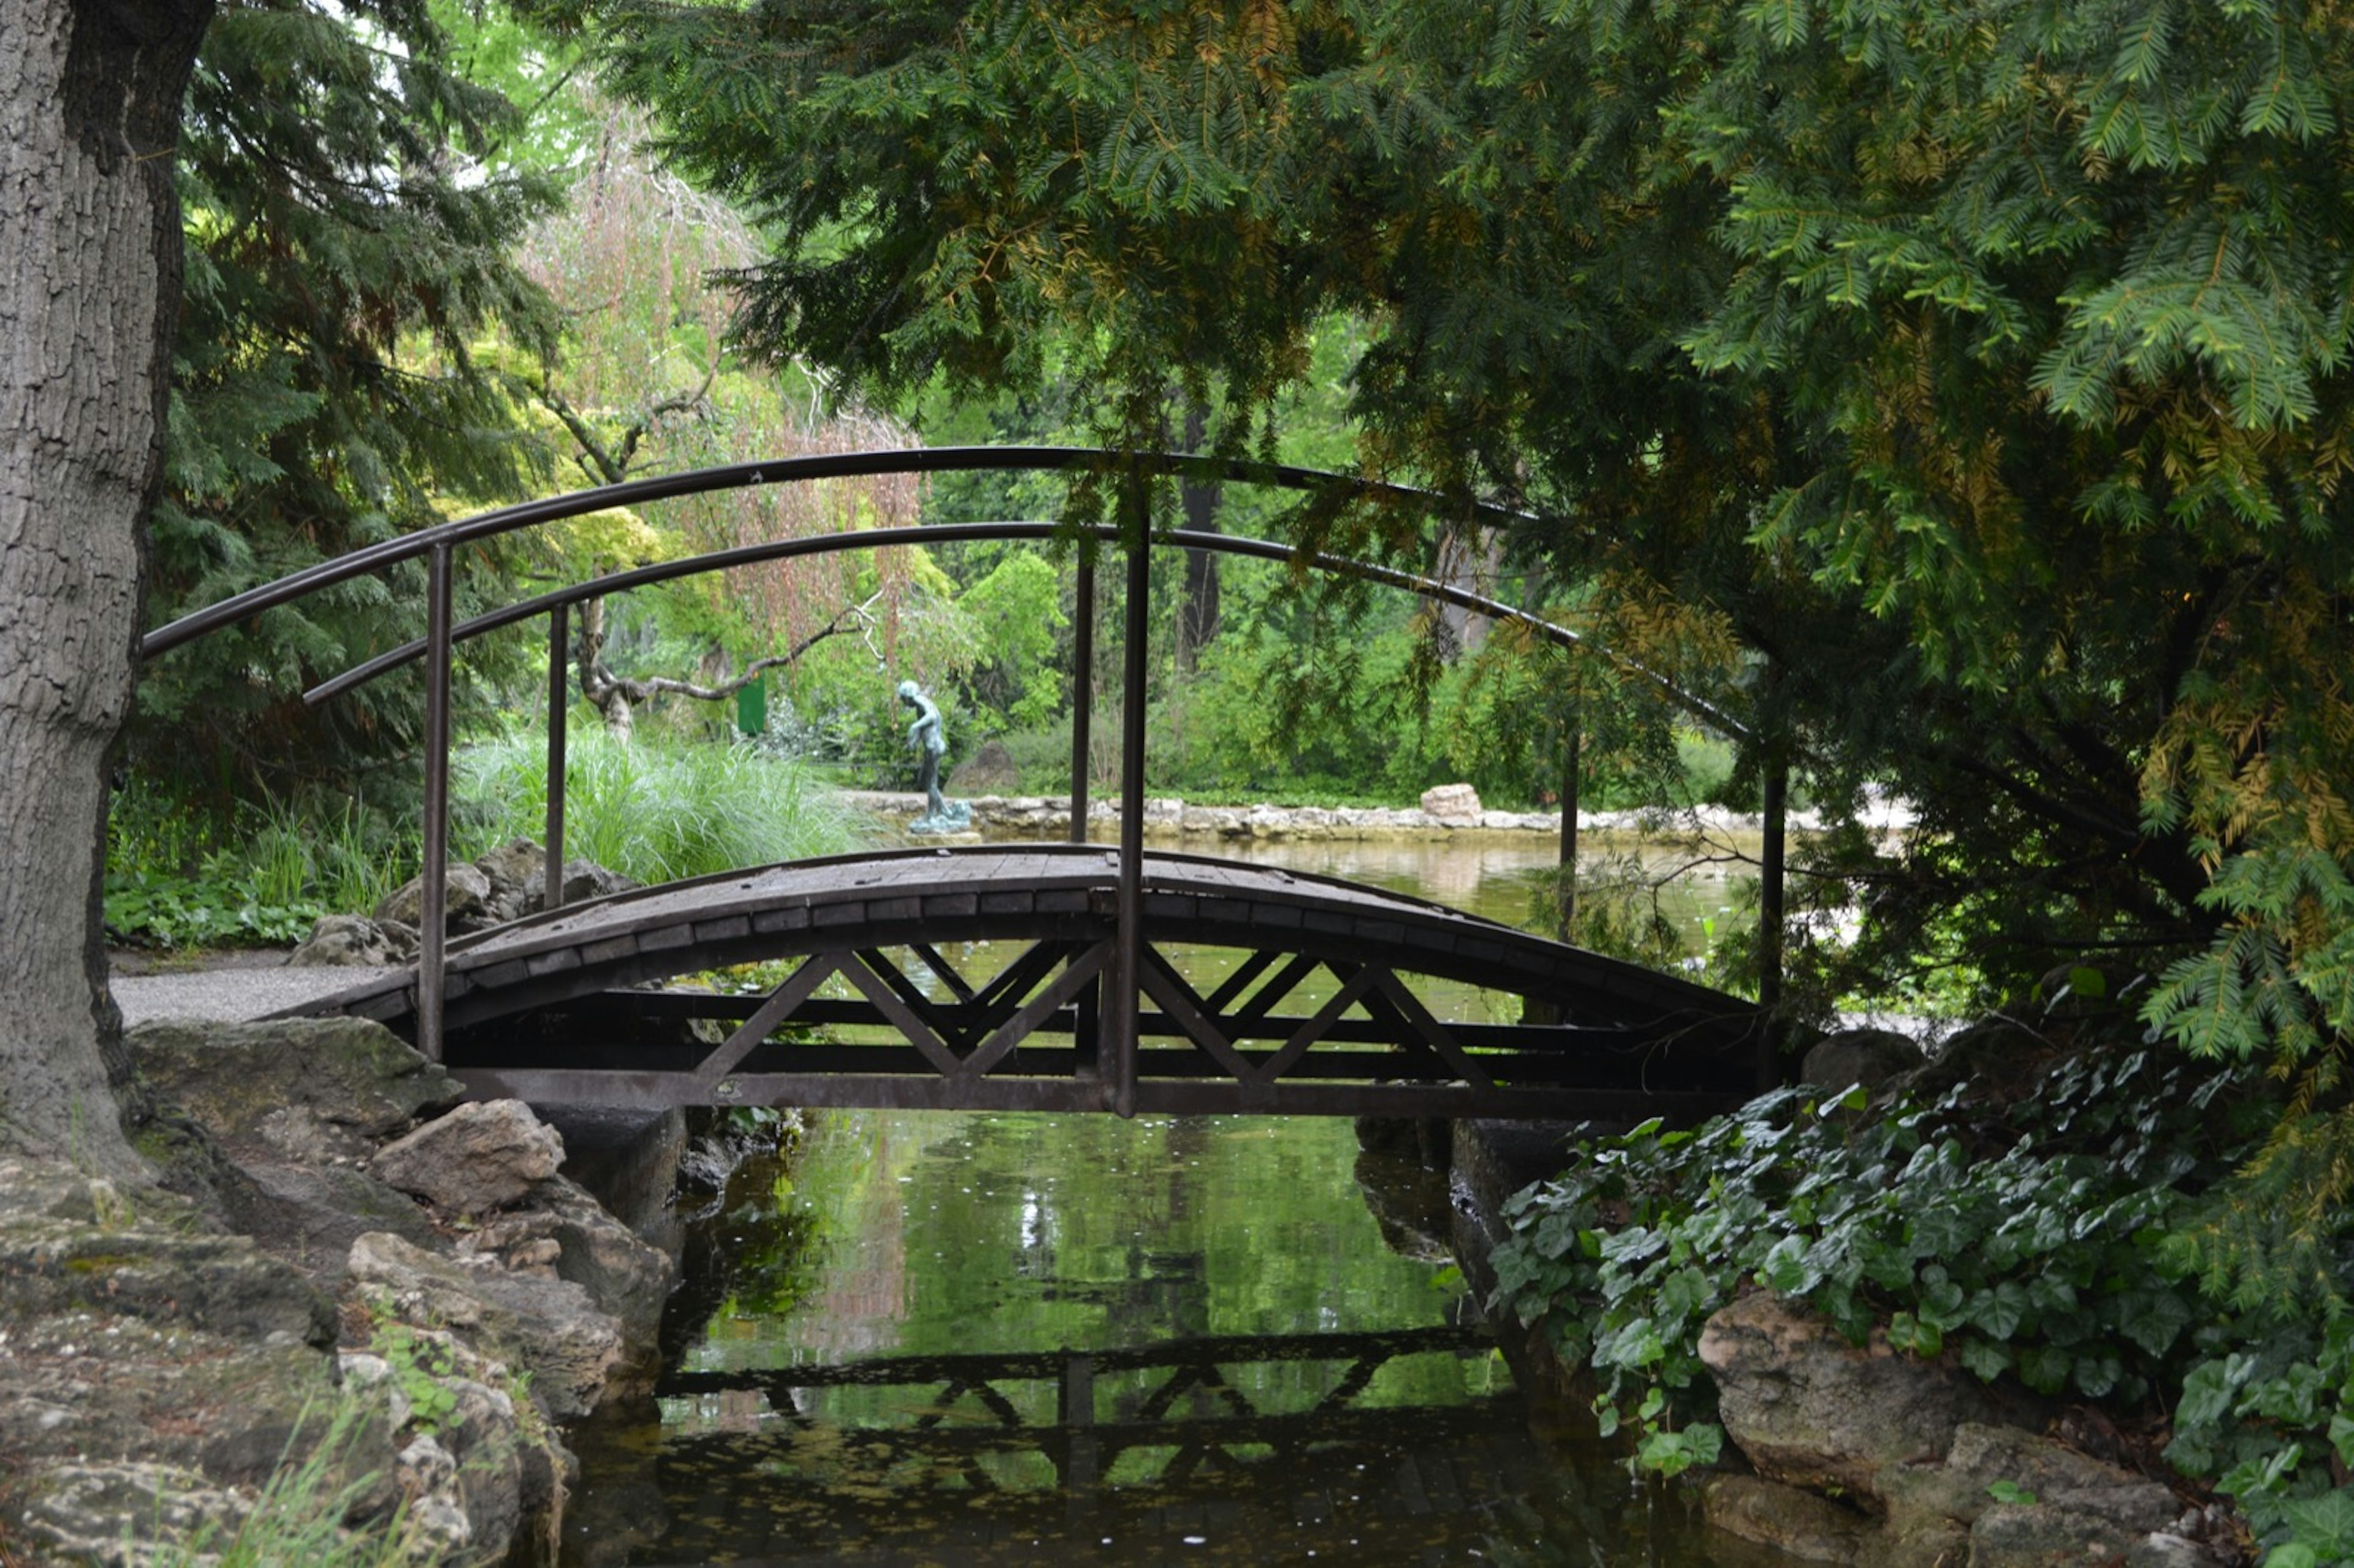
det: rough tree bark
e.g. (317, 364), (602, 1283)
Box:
(0, 0), (212, 1178)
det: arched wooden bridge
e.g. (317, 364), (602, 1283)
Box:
(145, 443), (1783, 1124)
(290, 845), (1761, 1122)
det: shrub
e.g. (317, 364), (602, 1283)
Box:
(1488, 1049), (2266, 1476)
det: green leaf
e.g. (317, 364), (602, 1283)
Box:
(1986, 1480), (2040, 1507)
(2284, 1491), (2354, 1558)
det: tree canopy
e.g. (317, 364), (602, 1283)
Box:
(568, 0), (2354, 1194)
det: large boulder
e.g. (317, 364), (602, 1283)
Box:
(1800, 1027), (1927, 1098)
(130, 1016), (462, 1163)
(1420, 782), (1484, 824)
(374, 861), (492, 930)
(346, 1231), (623, 1420)
(0, 1158), (376, 1562)
(465, 1176), (676, 1392)
(1698, 1290), (2000, 1496)
(370, 1099), (565, 1216)
(0, 1159), (335, 1349)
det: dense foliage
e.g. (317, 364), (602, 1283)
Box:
(1487, 1041), (2354, 1566)
(555, 0), (2354, 1301)
(139, 0), (563, 807)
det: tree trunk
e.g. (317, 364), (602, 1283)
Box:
(1176, 399), (1220, 670)
(0, 0), (211, 1178)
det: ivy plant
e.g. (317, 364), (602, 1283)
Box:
(1489, 1050), (2258, 1475)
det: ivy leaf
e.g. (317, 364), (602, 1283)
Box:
(2117, 1288), (2194, 1358)
(1959, 1336), (2013, 1383)
(2284, 1491), (2354, 1558)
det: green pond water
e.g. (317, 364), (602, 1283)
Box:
(562, 836), (1745, 1567)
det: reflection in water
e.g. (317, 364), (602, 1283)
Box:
(566, 1111), (1719, 1566)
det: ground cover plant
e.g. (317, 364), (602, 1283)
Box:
(1487, 1024), (2354, 1563)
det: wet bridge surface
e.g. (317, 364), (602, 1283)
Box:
(294, 845), (1761, 1122)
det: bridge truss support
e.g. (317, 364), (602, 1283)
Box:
(365, 847), (1761, 1122)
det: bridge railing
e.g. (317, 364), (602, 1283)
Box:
(139, 445), (1785, 1083)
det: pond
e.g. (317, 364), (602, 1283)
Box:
(560, 834), (1747, 1566)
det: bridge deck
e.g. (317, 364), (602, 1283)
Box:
(294, 845), (1761, 1121)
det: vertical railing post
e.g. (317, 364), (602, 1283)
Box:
(417, 542), (454, 1063)
(1109, 479), (1151, 1118)
(544, 603), (568, 916)
(1758, 748), (1789, 1085)
(1557, 712), (1580, 943)
(1068, 555), (1095, 845)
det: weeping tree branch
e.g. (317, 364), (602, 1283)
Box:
(576, 590), (886, 740)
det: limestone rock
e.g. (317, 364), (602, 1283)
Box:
(288, 913), (417, 966)
(130, 1016), (462, 1156)
(499, 1176), (674, 1374)
(1699, 1290), (1998, 1496)
(1702, 1474), (1872, 1564)
(239, 1161), (441, 1277)
(19, 1462), (254, 1564)
(346, 1231), (622, 1418)
(371, 1099), (564, 1215)
(475, 837), (549, 924)
(561, 858), (641, 906)
(374, 861), (492, 930)
(1420, 782), (1484, 824)
(1801, 1028), (1927, 1097)
(0, 1159), (335, 1349)
(1971, 1496), (2175, 1568)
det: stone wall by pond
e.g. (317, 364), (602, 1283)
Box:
(1, 1017), (684, 1566)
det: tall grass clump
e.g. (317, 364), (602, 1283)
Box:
(135, 1399), (427, 1567)
(456, 729), (867, 885)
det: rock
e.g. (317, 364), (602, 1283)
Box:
(0, 1160), (335, 1349)
(288, 913), (416, 966)
(238, 1162), (442, 1279)
(1971, 1496), (2175, 1568)
(1940, 1424), (2174, 1529)
(374, 861), (492, 930)
(475, 837), (550, 924)
(948, 738), (1020, 793)
(1894, 1017), (2052, 1102)
(1420, 782), (1484, 824)
(346, 1231), (622, 1420)
(131, 1015), (463, 1157)
(1800, 1027), (1927, 1097)
(371, 1099), (565, 1215)
(18, 1462), (254, 1564)
(1699, 1290), (1999, 1496)
(1702, 1474), (1872, 1564)
(562, 858), (641, 906)
(462, 1174), (675, 1389)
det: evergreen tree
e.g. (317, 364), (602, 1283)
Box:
(563, 0), (2354, 1033)
(135, 0), (564, 807)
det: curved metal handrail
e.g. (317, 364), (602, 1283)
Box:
(139, 445), (1536, 660)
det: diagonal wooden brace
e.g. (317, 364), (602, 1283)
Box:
(694, 952), (842, 1088)
(840, 951), (963, 1075)
(1369, 967), (1494, 1088)
(958, 941), (1110, 1081)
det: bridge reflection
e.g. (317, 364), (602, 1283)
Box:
(609, 1324), (1605, 1564)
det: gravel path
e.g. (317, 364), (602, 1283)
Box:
(110, 953), (405, 1026)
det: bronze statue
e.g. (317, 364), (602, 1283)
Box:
(897, 680), (970, 833)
